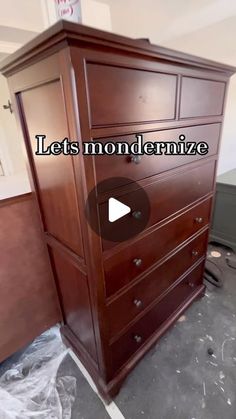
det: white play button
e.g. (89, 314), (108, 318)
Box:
(108, 197), (131, 223)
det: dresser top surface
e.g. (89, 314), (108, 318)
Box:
(1, 20), (236, 77)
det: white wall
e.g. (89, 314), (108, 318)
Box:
(103, 0), (236, 175)
(81, 0), (112, 31)
(0, 0), (46, 197)
(160, 16), (236, 175)
(0, 75), (25, 174)
(0, 0), (45, 32)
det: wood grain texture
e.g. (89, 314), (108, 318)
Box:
(180, 77), (226, 118)
(110, 261), (205, 374)
(86, 63), (177, 126)
(104, 197), (212, 291)
(0, 194), (61, 363)
(1, 21), (234, 399)
(99, 160), (215, 251)
(107, 230), (208, 338)
(94, 124), (220, 188)
(50, 247), (97, 361)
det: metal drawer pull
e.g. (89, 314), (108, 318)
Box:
(131, 155), (142, 164)
(195, 217), (203, 224)
(134, 335), (142, 343)
(132, 210), (142, 220)
(133, 258), (142, 267)
(133, 299), (142, 308)
(192, 250), (199, 257)
(188, 282), (195, 288)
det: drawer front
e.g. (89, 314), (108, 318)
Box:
(100, 160), (215, 250)
(107, 230), (208, 338)
(110, 261), (204, 373)
(86, 63), (177, 127)
(104, 197), (211, 297)
(95, 124), (220, 191)
(180, 77), (225, 118)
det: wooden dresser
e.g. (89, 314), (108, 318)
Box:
(1, 21), (235, 400)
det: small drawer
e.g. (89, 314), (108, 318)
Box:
(107, 229), (208, 338)
(95, 123), (220, 191)
(100, 160), (215, 251)
(180, 77), (225, 119)
(110, 261), (204, 374)
(104, 197), (211, 297)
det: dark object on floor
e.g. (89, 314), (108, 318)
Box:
(226, 253), (236, 269)
(204, 259), (223, 287)
(210, 168), (236, 252)
(207, 347), (214, 356)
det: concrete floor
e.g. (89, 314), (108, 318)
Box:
(1, 245), (236, 418)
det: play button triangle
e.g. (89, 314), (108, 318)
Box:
(108, 197), (131, 222)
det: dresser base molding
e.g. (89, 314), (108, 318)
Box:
(61, 284), (205, 402)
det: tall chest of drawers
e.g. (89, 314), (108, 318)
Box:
(1, 21), (235, 400)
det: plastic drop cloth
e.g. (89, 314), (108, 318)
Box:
(0, 327), (76, 419)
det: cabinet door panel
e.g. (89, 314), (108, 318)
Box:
(19, 80), (83, 256)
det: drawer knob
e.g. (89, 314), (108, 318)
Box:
(134, 334), (142, 343)
(195, 217), (203, 224)
(133, 299), (142, 308)
(192, 250), (199, 257)
(188, 282), (195, 288)
(133, 258), (142, 267)
(132, 210), (142, 220)
(131, 155), (142, 164)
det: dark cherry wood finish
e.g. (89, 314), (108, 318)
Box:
(104, 197), (211, 285)
(180, 77), (226, 118)
(110, 261), (205, 375)
(95, 124), (220, 188)
(86, 63), (177, 126)
(19, 81), (84, 256)
(106, 231), (208, 338)
(1, 21), (235, 400)
(100, 160), (215, 250)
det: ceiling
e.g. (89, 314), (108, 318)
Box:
(0, 0), (46, 62)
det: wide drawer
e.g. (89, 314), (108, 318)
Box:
(110, 261), (204, 373)
(104, 197), (211, 297)
(107, 229), (208, 338)
(95, 123), (220, 191)
(100, 160), (215, 250)
(86, 63), (177, 127)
